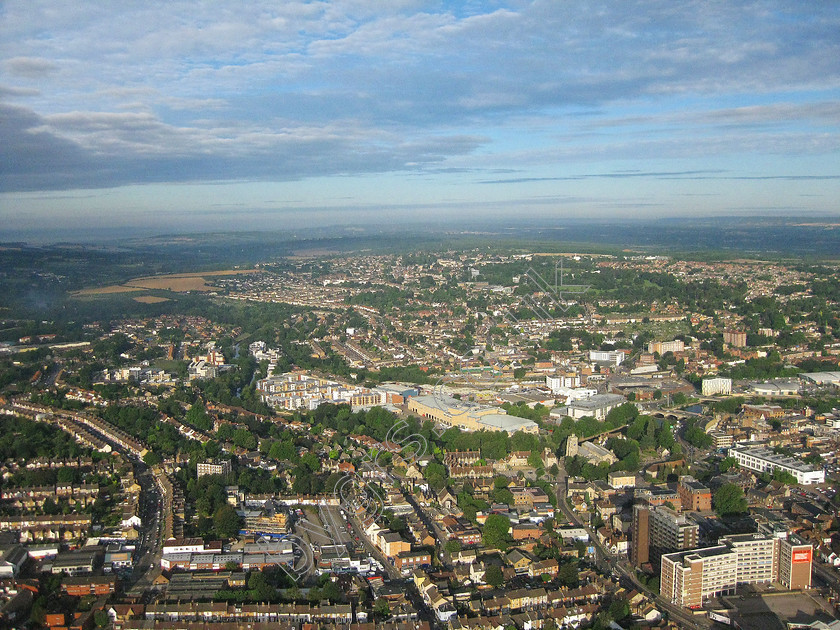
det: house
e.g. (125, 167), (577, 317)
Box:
(511, 523), (542, 541)
(506, 550), (532, 574)
(506, 587), (548, 610)
(0, 545), (28, 577)
(438, 489), (458, 510)
(529, 558), (559, 578)
(61, 576), (117, 596)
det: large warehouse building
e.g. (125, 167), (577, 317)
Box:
(408, 395), (539, 434)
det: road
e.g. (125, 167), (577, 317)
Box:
(126, 462), (165, 599)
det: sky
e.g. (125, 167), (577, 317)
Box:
(2, 1), (840, 241)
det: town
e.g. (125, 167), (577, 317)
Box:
(1, 248), (840, 630)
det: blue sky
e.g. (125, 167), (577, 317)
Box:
(2, 1), (839, 239)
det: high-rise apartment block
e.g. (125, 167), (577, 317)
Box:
(631, 504), (699, 568)
(661, 534), (813, 608)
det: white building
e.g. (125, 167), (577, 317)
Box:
(556, 393), (626, 420)
(702, 377), (732, 396)
(728, 445), (824, 485)
(648, 340), (685, 355)
(546, 373), (580, 392)
(589, 350), (626, 366)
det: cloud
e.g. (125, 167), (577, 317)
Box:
(0, 84), (40, 98)
(4, 56), (58, 77)
(0, 102), (487, 191)
(1, 0), (839, 197)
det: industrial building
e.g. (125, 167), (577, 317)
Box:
(408, 395), (539, 434)
(728, 445), (825, 485)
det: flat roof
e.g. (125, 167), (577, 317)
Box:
(730, 445), (820, 473)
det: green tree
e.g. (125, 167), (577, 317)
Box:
(482, 513), (511, 550)
(485, 564), (504, 588)
(445, 539), (462, 554)
(557, 559), (579, 587)
(213, 503), (243, 538)
(94, 610), (110, 628)
(713, 483), (748, 517)
(719, 456), (737, 473)
(186, 401), (212, 431)
(248, 570), (276, 601)
(374, 597), (391, 619)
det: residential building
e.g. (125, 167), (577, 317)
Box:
(723, 330), (747, 348)
(677, 476), (712, 512)
(546, 373), (580, 393)
(632, 504), (698, 568)
(702, 377), (732, 396)
(608, 472), (636, 489)
(197, 460), (232, 479)
(648, 340), (685, 355)
(660, 534), (813, 607)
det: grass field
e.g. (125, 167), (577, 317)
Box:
(72, 268), (263, 296)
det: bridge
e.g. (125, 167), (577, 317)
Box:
(651, 409), (706, 421)
(580, 423), (628, 443)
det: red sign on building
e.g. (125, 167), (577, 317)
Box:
(792, 549), (812, 563)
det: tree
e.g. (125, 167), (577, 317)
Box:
(143, 451), (162, 466)
(557, 560), (579, 587)
(719, 456), (737, 473)
(485, 564), (504, 587)
(374, 597), (391, 619)
(713, 483), (748, 517)
(527, 451), (544, 469)
(186, 401), (212, 431)
(214, 503), (243, 538)
(248, 570), (275, 601)
(482, 513), (511, 550)
(94, 610), (110, 628)
(608, 597), (630, 622)
(445, 539), (462, 554)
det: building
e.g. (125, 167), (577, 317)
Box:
(546, 373), (580, 392)
(197, 460), (232, 479)
(408, 395), (538, 434)
(394, 550), (431, 571)
(710, 431), (734, 449)
(565, 434), (579, 457)
(607, 472), (636, 489)
(728, 445), (825, 485)
(62, 575), (117, 596)
(776, 533), (813, 590)
(660, 534), (813, 607)
(677, 476), (712, 512)
(589, 350), (626, 366)
(577, 441), (617, 465)
(648, 340), (685, 355)
(634, 486), (680, 508)
(661, 545), (736, 607)
(702, 377), (732, 396)
(557, 393), (626, 420)
(723, 330), (747, 348)
(632, 505), (698, 568)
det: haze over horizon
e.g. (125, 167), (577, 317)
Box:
(2, 1), (839, 241)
